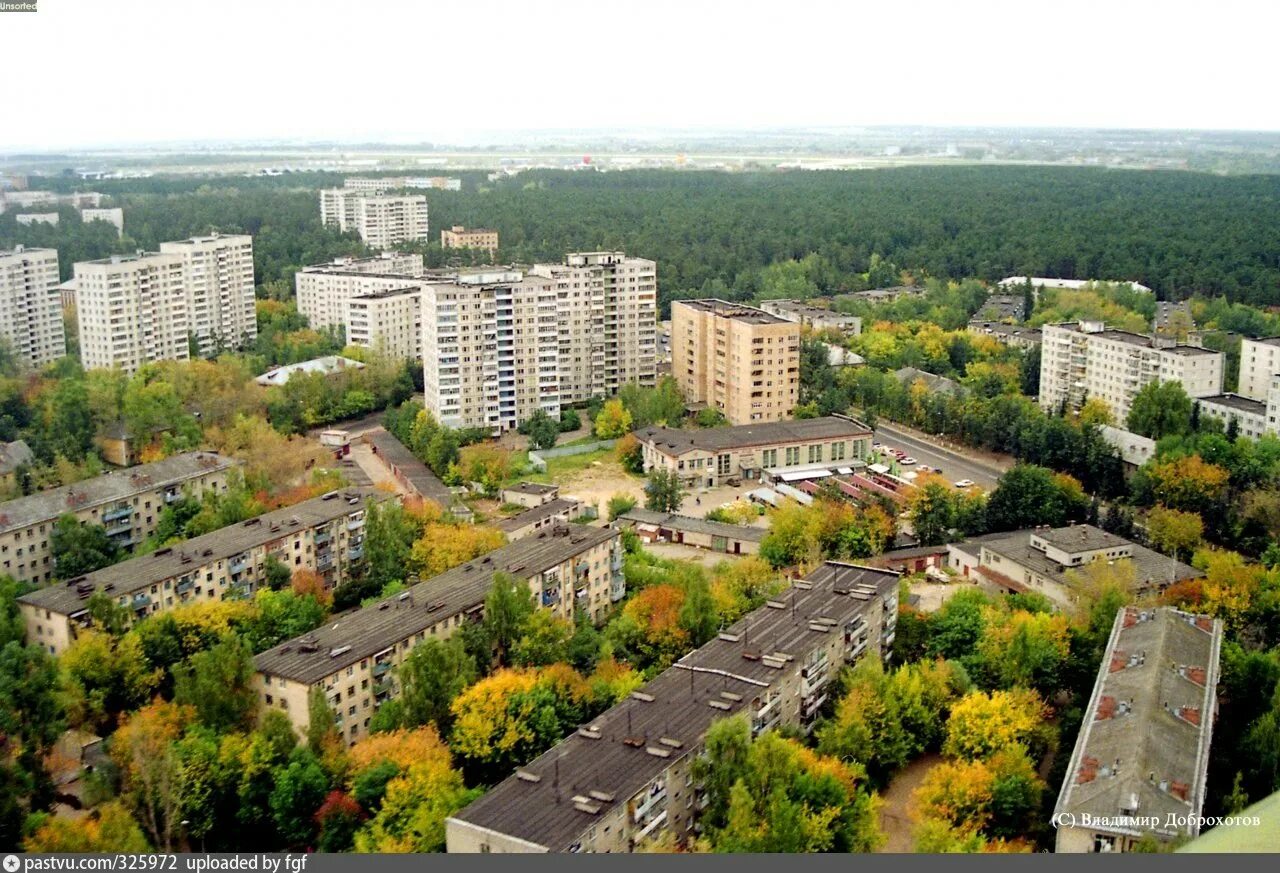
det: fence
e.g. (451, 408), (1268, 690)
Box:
(528, 438), (617, 472)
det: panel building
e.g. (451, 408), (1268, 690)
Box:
(1053, 606), (1222, 852)
(0, 451), (237, 589)
(671, 300), (800, 425)
(441, 225), (499, 254)
(19, 488), (377, 656)
(445, 561), (900, 853)
(74, 252), (191, 372)
(0, 245), (66, 369)
(1039, 322), (1224, 423)
(296, 267), (423, 359)
(253, 524), (623, 743)
(158, 234), (257, 356)
(757, 299), (862, 334)
(319, 189), (429, 248)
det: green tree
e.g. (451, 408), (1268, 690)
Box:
(678, 575), (719, 647)
(481, 572), (535, 668)
(269, 748), (330, 848)
(607, 493), (637, 521)
(51, 514), (123, 579)
(985, 465), (1088, 532)
(1127, 380), (1193, 439)
(386, 636), (476, 734)
(644, 467), (684, 512)
(263, 555), (292, 592)
(172, 635), (258, 732)
(521, 409), (560, 451)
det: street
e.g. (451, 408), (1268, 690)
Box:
(873, 422), (1007, 491)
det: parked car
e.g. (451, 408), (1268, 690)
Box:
(900, 457), (917, 465)
(954, 479), (975, 488)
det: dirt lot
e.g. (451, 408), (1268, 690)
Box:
(907, 579), (968, 613)
(552, 455), (647, 521)
(877, 753), (944, 852)
(645, 541), (750, 568)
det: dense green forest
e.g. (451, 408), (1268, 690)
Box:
(4, 166), (1280, 309)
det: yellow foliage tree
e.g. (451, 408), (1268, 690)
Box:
(942, 689), (1046, 760)
(24, 801), (151, 852)
(594, 398), (633, 439)
(409, 522), (505, 577)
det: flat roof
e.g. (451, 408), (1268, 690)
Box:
(674, 298), (790, 325)
(761, 300), (860, 321)
(19, 488), (380, 618)
(364, 428), (455, 508)
(974, 526), (1200, 588)
(254, 524), (617, 685)
(635, 415), (872, 459)
(449, 561), (898, 851)
(496, 499), (579, 533)
(0, 452), (237, 537)
(1054, 607), (1222, 839)
(1198, 393), (1267, 416)
(617, 509), (767, 542)
(505, 482), (559, 496)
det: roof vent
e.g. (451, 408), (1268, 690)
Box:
(709, 699), (732, 711)
(645, 746), (672, 758)
(588, 790), (614, 803)
(577, 726), (602, 740)
(329, 645), (352, 658)
(630, 691), (655, 703)
(718, 631), (741, 642)
(515, 769), (541, 783)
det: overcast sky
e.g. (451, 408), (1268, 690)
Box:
(4, 0), (1275, 149)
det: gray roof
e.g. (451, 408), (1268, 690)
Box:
(1197, 393), (1266, 416)
(975, 526), (1201, 590)
(364, 428), (455, 508)
(617, 509), (766, 542)
(759, 299), (860, 324)
(635, 414), (872, 459)
(0, 452), (238, 537)
(894, 367), (961, 394)
(450, 561), (899, 851)
(0, 440), (34, 475)
(1054, 607), (1222, 839)
(254, 523), (618, 685)
(673, 299), (790, 325)
(496, 499), (579, 533)
(18, 488), (381, 617)
(505, 482), (559, 496)
(1034, 524), (1130, 553)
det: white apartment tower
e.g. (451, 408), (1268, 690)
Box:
(319, 189), (428, 248)
(529, 252), (657, 404)
(158, 234), (256, 356)
(296, 255), (425, 359)
(1039, 321), (1224, 423)
(1238, 337), (1280, 401)
(0, 246), (66, 369)
(75, 252), (190, 373)
(421, 272), (559, 433)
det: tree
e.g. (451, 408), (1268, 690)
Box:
(1078, 397), (1114, 427)
(269, 748), (331, 848)
(607, 493), (638, 521)
(51, 514), (122, 579)
(594, 398), (633, 439)
(481, 572), (535, 667)
(943, 689), (1046, 760)
(243, 588), (327, 653)
(1127, 381), (1193, 439)
(61, 630), (160, 731)
(111, 700), (194, 852)
(315, 791), (364, 853)
(24, 801), (150, 852)
(1146, 505), (1204, 561)
(172, 634), (258, 732)
(521, 409), (560, 451)
(306, 685), (341, 758)
(985, 465), (1088, 532)
(644, 467), (684, 512)
(678, 575), (719, 647)
(558, 408), (581, 432)
(263, 554), (292, 591)
(385, 636), (476, 734)
(1137, 455), (1229, 516)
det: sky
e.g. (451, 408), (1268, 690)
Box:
(3, 0), (1277, 150)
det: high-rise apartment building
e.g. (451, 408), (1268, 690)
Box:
(671, 299), (800, 425)
(420, 271), (560, 433)
(319, 189), (428, 248)
(346, 286), (423, 361)
(1039, 321), (1224, 423)
(158, 234), (256, 356)
(1237, 337), (1280, 401)
(529, 252), (657, 404)
(0, 245), (66, 369)
(75, 252), (190, 372)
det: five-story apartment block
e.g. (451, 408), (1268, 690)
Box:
(0, 245), (66, 369)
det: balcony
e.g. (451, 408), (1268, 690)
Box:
(103, 504), (133, 523)
(347, 546), (364, 562)
(131, 592), (151, 610)
(317, 555), (335, 572)
(314, 530), (332, 546)
(541, 588), (561, 607)
(372, 661), (392, 678)
(229, 555), (249, 575)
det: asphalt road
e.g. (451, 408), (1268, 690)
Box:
(872, 423), (1005, 491)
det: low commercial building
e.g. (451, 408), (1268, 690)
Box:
(894, 366), (962, 395)
(840, 285), (925, 304)
(253, 524), (623, 743)
(946, 524), (1200, 610)
(362, 428), (466, 517)
(501, 482), (560, 508)
(1054, 606), (1222, 852)
(1196, 393), (1268, 439)
(998, 276), (1153, 294)
(0, 451), (237, 588)
(615, 508), (764, 556)
(19, 488), (379, 656)
(497, 498), (581, 541)
(255, 355), (365, 387)
(445, 560), (899, 853)
(440, 225), (499, 254)
(635, 415), (873, 488)
(0, 439), (34, 492)
(1098, 425), (1157, 472)
(757, 299), (861, 334)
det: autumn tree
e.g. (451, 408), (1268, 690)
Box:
(942, 689), (1047, 761)
(111, 700), (194, 851)
(1147, 505), (1204, 562)
(172, 634), (259, 732)
(409, 520), (504, 578)
(594, 398), (633, 439)
(24, 801), (150, 852)
(61, 629), (161, 731)
(1137, 455), (1229, 516)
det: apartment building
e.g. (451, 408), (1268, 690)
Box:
(635, 415), (873, 488)
(1054, 606), (1222, 852)
(19, 488), (377, 656)
(0, 451), (237, 589)
(80, 207), (124, 236)
(445, 560), (900, 853)
(0, 245), (66, 369)
(253, 524), (623, 743)
(296, 269), (419, 331)
(671, 299), (800, 425)
(74, 251), (190, 372)
(319, 189), (429, 248)
(1237, 336), (1280, 401)
(421, 273), (560, 433)
(757, 299), (862, 334)
(347, 287), (423, 360)
(342, 176), (459, 192)
(1197, 393), (1268, 439)
(301, 252), (424, 279)
(967, 320), (1043, 349)
(1039, 322), (1224, 422)
(440, 225), (499, 254)
(530, 252), (658, 404)
(16, 213), (58, 226)
(158, 234), (256, 356)
(946, 524), (1201, 611)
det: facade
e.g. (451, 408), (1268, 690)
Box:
(319, 189), (429, 248)
(1237, 336), (1280, 402)
(253, 524), (623, 743)
(80, 207), (124, 236)
(295, 267), (421, 330)
(1054, 606), (1222, 852)
(19, 488), (378, 656)
(967, 320), (1043, 349)
(636, 414), (873, 488)
(0, 452), (237, 589)
(1197, 394), (1268, 439)
(615, 508), (765, 555)
(998, 276), (1153, 294)
(445, 561), (900, 853)
(671, 299), (800, 425)
(15, 213), (58, 226)
(158, 234), (257, 356)
(441, 225), (499, 254)
(0, 245), (66, 369)
(1039, 322), (1224, 422)
(346, 286), (423, 360)
(74, 252), (190, 372)
(530, 252), (658, 404)
(496, 498), (581, 541)
(421, 274), (560, 433)
(343, 176), (460, 192)
(757, 299), (862, 334)
(301, 252), (424, 278)
(946, 524), (1200, 611)
(1098, 425), (1157, 471)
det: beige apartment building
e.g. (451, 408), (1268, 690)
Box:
(672, 299), (800, 425)
(19, 488), (376, 656)
(1237, 336), (1280, 402)
(757, 298), (862, 334)
(0, 245), (66, 369)
(158, 234), (257, 356)
(302, 252), (424, 279)
(254, 524), (623, 744)
(530, 252), (658, 404)
(346, 286), (423, 360)
(0, 451), (237, 590)
(74, 251), (191, 372)
(421, 271), (560, 433)
(80, 207), (124, 236)
(446, 560), (899, 853)
(319, 189), (429, 248)
(440, 225), (499, 254)
(1039, 321), (1224, 422)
